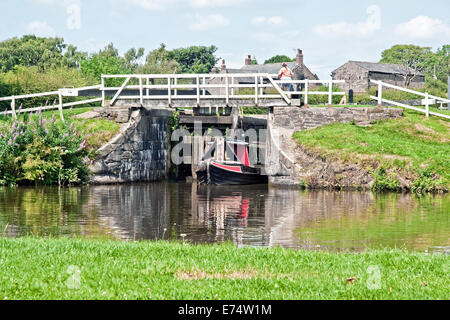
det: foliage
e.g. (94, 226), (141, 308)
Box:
(0, 66), (97, 110)
(264, 55), (295, 64)
(307, 85), (344, 105)
(0, 35), (87, 72)
(380, 44), (449, 85)
(412, 168), (445, 194)
(0, 112), (90, 186)
(137, 44), (180, 74)
(170, 45), (219, 73)
(80, 43), (132, 82)
(370, 167), (400, 192)
(123, 47), (145, 72)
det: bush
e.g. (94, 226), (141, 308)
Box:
(412, 168), (446, 194)
(307, 85), (344, 105)
(371, 167), (400, 192)
(0, 112), (90, 186)
(0, 66), (97, 111)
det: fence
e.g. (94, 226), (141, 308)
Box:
(0, 85), (102, 122)
(101, 73), (346, 107)
(370, 80), (450, 120)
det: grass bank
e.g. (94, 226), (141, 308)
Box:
(0, 237), (448, 300)
(293, 110), (450, 193)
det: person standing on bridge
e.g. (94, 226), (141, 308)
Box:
(278, 62), (294, 93)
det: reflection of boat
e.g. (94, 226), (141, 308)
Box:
(196, 139), (268, 185)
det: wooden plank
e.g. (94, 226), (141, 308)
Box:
(110, 76), (131, 106)
(267, 76), (291, 104)
(179, 115), (233, 124)
(216, 137), (225, 162)
(370, 96), (450, 120)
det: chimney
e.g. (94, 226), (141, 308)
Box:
(245, 54), (252, 66)
(296, 49), (304, 65)
(221, 59), (226, 71)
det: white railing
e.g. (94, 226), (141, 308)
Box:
(101, 73), (346, 107)
(370, 80), (450, 120)
(270, 76), (346, 106)
(0, 85), (102, 122)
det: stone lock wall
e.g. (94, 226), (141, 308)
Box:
(90, 107), (173, 184)
(272, 106), (403, 130)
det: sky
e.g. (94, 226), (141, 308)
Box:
(0, 0), (449, 79)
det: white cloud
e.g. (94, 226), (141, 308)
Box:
(109, 0), (247, 11)
(395, 16), (450, 39)
(314, 5), (381, 37)
(30, 0), (81, 6)
(189, 13), (229, 31)
(251, 16), (286, 26)
(121, 0), (177, 10)
(187, 0), (248, 7)
(25, 21), (56, 37)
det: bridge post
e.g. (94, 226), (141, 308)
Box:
(101, 76), (105, 107)
(11, 97), (17, 120)
(448, 76), (449, 111)
(139, 76), (143, 106)
(304, 80), (309, 107)
(377, 82), (383, 107)
(58, 91), (65, 122)
(328, 80), (333, 107)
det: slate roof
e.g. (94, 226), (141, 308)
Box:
(240, 62), (297, 75)
(340, 61), (425, 76)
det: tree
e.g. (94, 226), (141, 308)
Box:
(170, 45), (219, 73)
(251, 56), (258, 65)
(80, 43), (131, 81)
(432, 45), (449, 82)
(264, 55), (295, 64)
(0, 35), (86, 72)
(137, 44), (180, 74)
(380, 45), (433, 86)
(124, 48), (145, 72)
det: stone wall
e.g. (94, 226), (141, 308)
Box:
(273, 106), (403, 130)
(90, 107), (173, 184)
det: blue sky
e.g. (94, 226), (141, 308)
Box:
(0, 0), (449, 79)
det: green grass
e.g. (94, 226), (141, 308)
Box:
(0, 237), (448, 300)
(293, 110), (450, 191)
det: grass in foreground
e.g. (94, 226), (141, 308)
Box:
(293, 110), (450, 191)
(0, 237), (448, 300)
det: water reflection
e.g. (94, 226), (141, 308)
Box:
(0, 183), (448, 253)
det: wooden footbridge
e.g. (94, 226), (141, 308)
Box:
(2, 73), (449, 121)
(0, 73), (346, 121)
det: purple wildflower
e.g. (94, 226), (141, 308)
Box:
(8, 138), (11, 146)
(45, 100), (49, 106)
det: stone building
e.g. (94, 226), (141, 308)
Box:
(331, 61), (425, 93)
(208, 49), (319, 95)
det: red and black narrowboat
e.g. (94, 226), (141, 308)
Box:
(196, 139), (268, 185)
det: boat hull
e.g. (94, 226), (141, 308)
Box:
(197, 161), (268, 185)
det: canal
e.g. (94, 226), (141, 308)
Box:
(0, 182), (448, 253)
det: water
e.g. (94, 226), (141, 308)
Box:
(0, 182), (448, 253)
